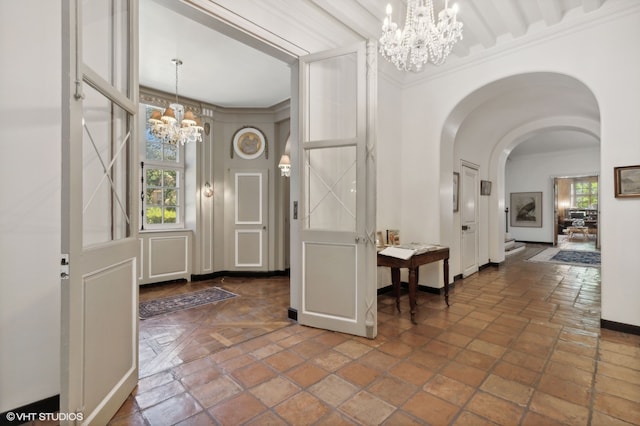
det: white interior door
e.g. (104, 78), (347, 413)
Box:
(61, 1), (138, 423)
(461, 163), (479, 277)
(232, 170), (268, 270)
(297, 42), (377, 338)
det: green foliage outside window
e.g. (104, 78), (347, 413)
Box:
(145, 168), (179, 225)
(574, 180), (598, 208)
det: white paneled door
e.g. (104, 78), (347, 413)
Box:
(297, 42), (377, 338)
(61, 1), (139, 424)
(461, 163), (479, 277)
(232, 170), (268, 270)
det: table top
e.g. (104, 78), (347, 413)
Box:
(377, 245), (449, 268)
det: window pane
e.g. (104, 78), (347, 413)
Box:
(164, 189), (177, 206)
(146, 139), (162, 161)
(164, 207), (177, 223)
(146, 169), (161, 186)
(163, 170), (177, 187)
(164, 144), (177, 161)
(146, 206), (162, 224)
(146, 188), (161, 204)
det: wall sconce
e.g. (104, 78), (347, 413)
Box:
(278, 154), (291, 177)
(203, 182), (214, 198)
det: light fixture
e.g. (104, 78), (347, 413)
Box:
(278, 154), (291, 177)
(379, 0), (463, 72)
(148, 59), (204, 144)
(203, 182), (214, 198)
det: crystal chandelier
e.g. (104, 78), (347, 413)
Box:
(379, 0), (463, 72)
(148, 59), (203, 145)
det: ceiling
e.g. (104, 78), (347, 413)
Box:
(140, 0), (615, 151)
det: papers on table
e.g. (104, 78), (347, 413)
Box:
(379, 243), (441, 259)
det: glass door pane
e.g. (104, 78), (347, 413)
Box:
(83, 0), (130, 95)
(82, 83), (131, 246)
(305, 146), (356, 231)
(307, 52), (357, 142)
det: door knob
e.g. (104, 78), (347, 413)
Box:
(462, 225), (469, 230)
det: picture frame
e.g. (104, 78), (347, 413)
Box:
(376, 231), (384, 248)
(231, 126), (268, 160)
(614, 165), (640, 198)
(387, 229), (400, 246)
(453, 172), (460, 212)
(480, 180), (492, 196)
(510, 191), (542, 228)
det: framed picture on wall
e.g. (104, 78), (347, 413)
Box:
(614, 165), (640, 198)
(480, 180), (492, 196)
(510, 191), (542, 228)
(453, 172), (460, 212)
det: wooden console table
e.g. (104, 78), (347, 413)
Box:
(377, 246), (450, 324)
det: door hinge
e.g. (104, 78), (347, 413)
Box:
(60, 254), (70, 279)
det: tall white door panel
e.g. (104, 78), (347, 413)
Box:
(297, 42), (377, 338)
(61, 1), (139, 423)
(461, 163), (479, 277)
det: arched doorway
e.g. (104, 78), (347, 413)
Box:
(439, 72), (601, 278)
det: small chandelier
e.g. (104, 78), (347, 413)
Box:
(148, 59), (203, 145)
(379, 0), (463, 72)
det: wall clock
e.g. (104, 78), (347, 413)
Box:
(232, 126), (267, 160)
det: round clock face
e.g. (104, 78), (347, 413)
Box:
(233, 127), (265, 160)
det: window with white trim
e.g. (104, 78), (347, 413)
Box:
(572, 178), (598, 209)
(142, 104), (184, 228)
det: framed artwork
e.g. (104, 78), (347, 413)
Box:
(614, 165), (640, 198)
(453, 172), (459, 212)
(510, 191), (542, 228)
(387, 229), (400, 246)
(480, 180), (492, 196)
(231, 126), (268, 160)
(376, 231), (384, 247)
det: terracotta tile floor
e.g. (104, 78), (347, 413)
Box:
(108, 240), (640, 425)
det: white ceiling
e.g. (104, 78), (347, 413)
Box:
(140, 0), (616, 152)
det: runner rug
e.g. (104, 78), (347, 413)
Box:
(139, 287), (238, 319)
(527, 248), (600, 267)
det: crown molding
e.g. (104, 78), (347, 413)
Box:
(401, 0), (640, 88)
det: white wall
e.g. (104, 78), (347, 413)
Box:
(506, 148), (600, 243)
(0, 1), (61, 412)
(376, 73), (404, 288)
(393, 2), (640, 326)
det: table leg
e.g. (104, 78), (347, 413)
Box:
(408, 267), (417, 324)
(391, 267), (401, 313)
(444, 257), (450, 307)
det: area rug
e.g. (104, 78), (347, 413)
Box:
(527, 248), (600, 267)
(139, 287), (238, 319)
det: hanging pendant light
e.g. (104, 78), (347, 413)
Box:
(148, 59), (204, 144)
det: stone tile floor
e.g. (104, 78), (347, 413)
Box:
(100, 238), (637, 425)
